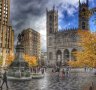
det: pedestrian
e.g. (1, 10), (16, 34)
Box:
(89, 86), (93, 90)
(61, 69), (65, 79)
(84, 67), (86, 72)
(56, 67), (60, 72)
(0, 71), (8, 89)
(66, 67), (69, 77)
(41, 68), (44, 74)
(56, 72), (59, 82)
(52, 68), (54, 73)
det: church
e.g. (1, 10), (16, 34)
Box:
(46, 0), (96, 66)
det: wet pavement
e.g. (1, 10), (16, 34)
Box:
(0, 69), (96, 90)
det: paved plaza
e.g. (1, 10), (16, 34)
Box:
(0, 69), (96, 90)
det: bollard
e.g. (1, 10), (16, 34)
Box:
(89, 82), (94, 90)
(89, 86), (93, 90)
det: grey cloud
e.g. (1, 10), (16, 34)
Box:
(11, 0), (48, 29)
(10, 0), (49, 46)
(10, 0), (80, 51)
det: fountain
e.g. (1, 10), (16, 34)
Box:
(7, 34), (31, 80)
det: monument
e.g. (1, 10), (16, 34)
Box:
(7, 34), (31, 80)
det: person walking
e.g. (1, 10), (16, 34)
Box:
(52, 69), (54, 73)
(41, 68), (44, 74)
(66, 67), (69, 77)
(55, 67), (60, 81)
(89, 86), (93, 90)
(61, 69), (65, 79)
(0, 71), (8, 89)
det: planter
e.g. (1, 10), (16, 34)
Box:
(31, 73), (44, 79)
(7, 76), (32, 81)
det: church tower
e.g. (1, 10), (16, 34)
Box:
(46, 6), (58, 35)
(78, 0), (90, 30)
(46, 6), (58, 66)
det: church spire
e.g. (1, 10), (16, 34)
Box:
(53, 5), (55, 11)
(86, 0), (89, 6)
(79, 0), (81, 11)
(79, 0), (80, 6)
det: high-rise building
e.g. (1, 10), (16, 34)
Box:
(0, 0), (10, 25)
(18, 28), (41, 60)
(0, 0), (14, 66)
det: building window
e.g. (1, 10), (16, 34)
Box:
(0, 43), (2, 47)
(49, 15), (52, 21)
(49, 37), (52, 46)
(49, 28), (52, 33)
(49, 52), (53, 60)
(55, 16), (57, 21)
(82, 8), (85, 12)
(49, 22), (52, 26)
(82, 22), (86, 29)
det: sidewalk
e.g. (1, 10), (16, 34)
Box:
(83, 82), (96, 90)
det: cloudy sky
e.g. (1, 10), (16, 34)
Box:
(10, 0), (96, 51)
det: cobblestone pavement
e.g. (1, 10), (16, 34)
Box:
(0, 69), (96, 90)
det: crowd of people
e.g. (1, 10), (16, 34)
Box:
(52, 66), (70, 80)
(0, 66), (95, 89)
(30, 67), (46, 75)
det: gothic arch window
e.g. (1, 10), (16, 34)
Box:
(81, 8), (86, 16)
(56, 50), (62, 60)
(56, 50), (62, 55)
(49, 15), (52, 21)
(82, 22), (86, 29)
(49, 27), (52, 33)
(82, 8), (85, 12)
(55, 16), (57, 21)
(49, 52), (53, 60)
(49, 37), (52, 46)
(71, 49), (77, 61)
(64, 49), (69, 61)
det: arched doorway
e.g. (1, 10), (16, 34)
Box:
(71, 49), (77, 61)
(64, 49), (69, 61)
(56, 50), (62, 66)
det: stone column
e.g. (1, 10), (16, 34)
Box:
(53, 51), (57, 66)
(69, 49), (72, 61)
(61, 50), (64, 65)
(69, 52), (71, 61)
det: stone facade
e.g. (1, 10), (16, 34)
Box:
(47, 0), (96, 66)
(40, 52), (47, 66)
(18, 28), (41, 60)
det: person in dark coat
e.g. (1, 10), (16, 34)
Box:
(52, 69), (53, 73)
(41, 68), (44, 74)
(0, 71), (8, 89)
(89, 86), (93, 90)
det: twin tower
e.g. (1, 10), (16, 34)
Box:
(46, 0), (91, 35)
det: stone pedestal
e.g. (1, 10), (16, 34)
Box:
(7, 41), (31, 80)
